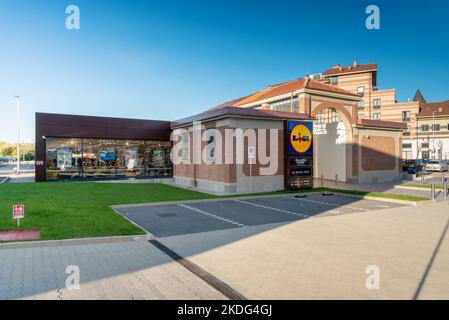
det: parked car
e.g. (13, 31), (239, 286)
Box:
(401, 159), (423, 172)
(425, 160), (449, 172)
(407, 166), (421, 174)
(402, 159), (416, 172)
(416, 159), (428, 167)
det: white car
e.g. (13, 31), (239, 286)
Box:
(425, 160), (449, 172)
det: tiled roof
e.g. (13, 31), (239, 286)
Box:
(322, 63), (377, 76)
(228, 78), (359, 107)
(357, 119), (407, 130)
(418, 100), (449, 117)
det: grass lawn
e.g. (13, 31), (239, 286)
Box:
(0, 183), (429, 241)
(0, 183), (215, 240)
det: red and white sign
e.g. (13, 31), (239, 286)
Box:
(13, 204), (25, 219)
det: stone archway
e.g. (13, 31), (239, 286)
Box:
(311, 102), (354, 182)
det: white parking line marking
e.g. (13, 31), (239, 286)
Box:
(233, 199), (310, 218)
(178, 204), (248, 228)
(285, 196), (369, 211)
(373, 204), (391, 208)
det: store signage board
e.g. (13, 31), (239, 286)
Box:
(12, 204), (25, 227)
(288, 121), (313, 156)
(286, 121), (314, 190)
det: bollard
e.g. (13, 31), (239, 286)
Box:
(421, 170), (424, 185)
(335, 174), (338, 186)
(431, 183), (436, 201)
(321, 174), (324, 187)
(442, 170), (445, 184)
(444, 182), (448, 201)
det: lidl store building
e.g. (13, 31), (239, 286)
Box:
(35, 77), (406, 194)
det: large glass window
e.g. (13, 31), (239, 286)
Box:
(116, 140), (145, 178)
(45, 138), (82, 180)
(82, 139), (117, 179)
(145, 141), (173, 177)
(45, 138), (173, 180)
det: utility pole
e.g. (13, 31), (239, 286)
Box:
(14, 96), (21, 175)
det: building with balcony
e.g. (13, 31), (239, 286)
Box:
(319, 61), (449, 160)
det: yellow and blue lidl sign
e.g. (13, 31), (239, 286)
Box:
(288, 121), (313, 155)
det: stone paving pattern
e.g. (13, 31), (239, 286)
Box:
(0, 241), (225, 300)
(159, 202), (449, 299)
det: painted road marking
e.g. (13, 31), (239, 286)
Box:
(233, 199), (310, 218)
(178, 204), (248, 228)
(373, 204), (391, 208)
(285, 196), (369, 211)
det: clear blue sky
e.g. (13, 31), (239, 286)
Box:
(1, 0), (448, 143)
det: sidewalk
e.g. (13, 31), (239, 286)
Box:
(0, 240), (226, 300)
(314, 178), (437, 199)
(160, 201), (449, 299)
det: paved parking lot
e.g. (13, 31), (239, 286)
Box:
(115, 193), (406, 238)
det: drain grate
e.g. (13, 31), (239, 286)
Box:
(149, 239), (247, 300)
(156, 213), (177, 218)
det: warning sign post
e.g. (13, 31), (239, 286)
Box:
(12, 204), (25, 227)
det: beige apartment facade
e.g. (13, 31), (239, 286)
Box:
(319, 61), (449, 160)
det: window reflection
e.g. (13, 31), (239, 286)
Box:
(82, 139), (116, 179)
(46, 138), (82, 180)
(146, 141), (172, 177)
(116, 140), (145, 178)
(45, 138), (173, 180)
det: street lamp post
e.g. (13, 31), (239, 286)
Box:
(432, 110), (436, 160)
(14, 96), (20, 175)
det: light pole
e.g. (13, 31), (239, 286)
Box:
(432, 110), (436, 160)
(14, 96), (20, 175)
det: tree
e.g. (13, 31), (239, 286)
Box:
(1, 146), (16, 157)
(24, 151), (35, 161)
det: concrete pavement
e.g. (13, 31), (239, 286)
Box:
(0, 240), (226, 300)
(159, 201), (449, 299)
(1, 198), (448, 300)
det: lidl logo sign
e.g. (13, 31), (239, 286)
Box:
(288, 121), (313, 155)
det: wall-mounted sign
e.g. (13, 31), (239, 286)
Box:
(288, 121), (313, 155)
(248, 146), (256, 159)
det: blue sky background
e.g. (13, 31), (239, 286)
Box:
(1, 0), (448, 142)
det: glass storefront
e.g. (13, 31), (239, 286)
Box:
(45, 138), (172, 180)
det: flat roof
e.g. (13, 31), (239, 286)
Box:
(171, 106), (314, 128)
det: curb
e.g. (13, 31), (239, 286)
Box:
(0, 234), (151, 250)
(329, 192), (430, 206)
(111, 207), (156, 239)
(0, 177), (10, 184)
(395, 185), (444, 192)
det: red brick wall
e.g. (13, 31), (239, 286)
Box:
(173, 122), (285, 183)
(361, 136), (396, 171)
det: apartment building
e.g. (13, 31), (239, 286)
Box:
(319, 61), (449, 160)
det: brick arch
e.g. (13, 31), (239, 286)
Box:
(311, 101), (355, 129)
